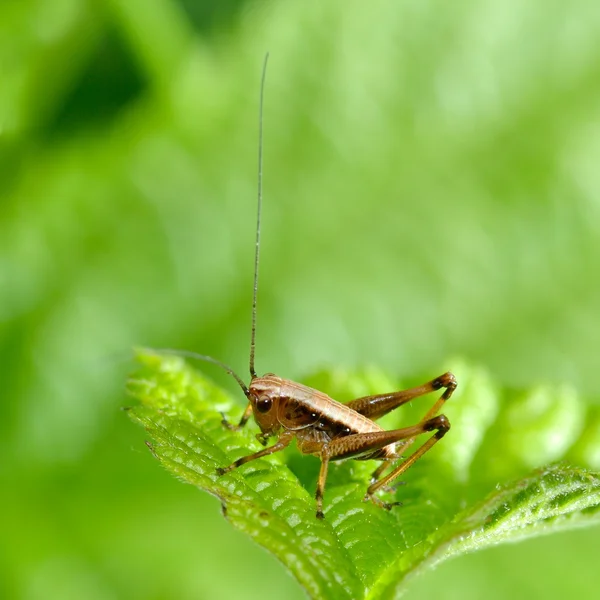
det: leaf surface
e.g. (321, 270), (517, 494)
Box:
(128, 351), (600, 599)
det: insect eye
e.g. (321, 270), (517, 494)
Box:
(256, 397), (272, 413)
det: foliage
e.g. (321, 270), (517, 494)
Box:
(128, 351), (600, 599)
(2, 0), (600, 598)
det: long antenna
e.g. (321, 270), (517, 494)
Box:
(249, 52), (269, 379)
(152, 348), (250, 397)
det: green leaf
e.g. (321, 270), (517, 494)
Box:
(127, 351), (600, 600)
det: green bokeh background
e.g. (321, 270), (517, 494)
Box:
(2, 1), (599, 598)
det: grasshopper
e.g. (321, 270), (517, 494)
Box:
(178, 54), (457, 519)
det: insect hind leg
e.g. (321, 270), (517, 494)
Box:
(345, 372), (457, 421)
(364, 414), (450, 509)
(351, 372), (457, 466)
(368, 459), (407, 497)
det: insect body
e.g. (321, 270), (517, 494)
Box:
(219, 372), (456, 518)
(181, 54), (457, 519)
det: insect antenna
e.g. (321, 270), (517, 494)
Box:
(249, 52), (269, 380)
(149, 57), (270, 397)
(150, 348), (250, 397)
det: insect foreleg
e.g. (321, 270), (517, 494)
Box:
(365, 414), (450, 508)
(345, 372), (457, 421)
(216, 431), (293, 475)
(221, 402), (253, 431)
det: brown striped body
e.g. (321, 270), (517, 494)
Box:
(218, 370), (457, 518)
(249, 375), (402, 461)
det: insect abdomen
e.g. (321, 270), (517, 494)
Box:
(276, 378), (385, 434)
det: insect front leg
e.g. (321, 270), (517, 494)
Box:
(221, 402), (254, 431)
(216, 431), (294, 475)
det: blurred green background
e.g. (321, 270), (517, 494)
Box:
(2, 0), (600, 598)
